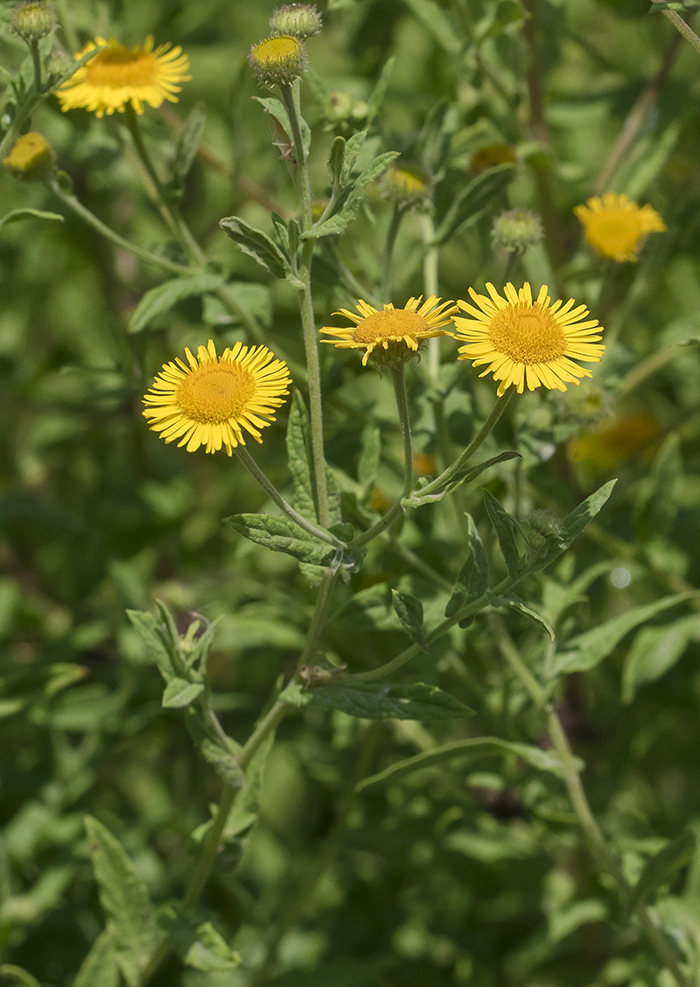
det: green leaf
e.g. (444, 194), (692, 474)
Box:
(304, 151), (400, 238)
(71, 929), (120, 987)
(224, 513), (338, 567)
(128, 274), (225, 334)
(629, 831), (695, 912)
(172, 102), (206, 181)
(83, 817), (159, 987)
(399, 0), (461, 53)
(328, 135), (346, 185)
(490, 592), (555, 641)
(161, 678), (204, 709)
(184, 923), (241, 972)
(433, 164), (514, 244)
(358, 424), (381, 490)
(483, 489), (523, 579)
(307, 682), (472, 721)
(391, 590), (427, 651)
(198, 739), (244, 787)
(219, 216), (289, 278)
(254, 96), (311, 160)
(537, 480), (617, 570)
(286, 390), (317, 520)
(126, 609), (176, 679)
(402, 451), (520, 508)
(367, 56), (395, 120)
(223, 730), (276, 840)
(446, 515), (488, 617)
(0, 208), (64, 229)
(621, 614), (700, 704)
(203, 281), (273, 328)
(551, 592), (699, 677)
(357, 736), (574, 792)
(0, 966), (43, 987)
(341, 130), (367, 183)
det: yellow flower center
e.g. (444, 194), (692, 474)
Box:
(253, 35), (300, 66)
(86, 44), (158, 88)
(488, 303), (566, 364)
(355, 309), (426, 343)
(176, 363), (256, 424)
(585, 210), (641, 256)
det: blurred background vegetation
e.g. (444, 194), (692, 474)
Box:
(2, 0), (700, 984)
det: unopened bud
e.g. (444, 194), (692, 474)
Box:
(522, 509), (563, 557)
(12, 1), (55, 42)
(269, 4), (322, 39)
(491, 209), (543, 253)
(3, 132), (54, 181)
(249, 34), (306, 87)
(382, 165), (430, 208)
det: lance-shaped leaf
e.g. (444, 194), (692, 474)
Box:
(71, 929), (120, 987)
(184, 923), (242, 972)
(307, 681), (472, 721)
(286, 390), (316, 520)
(254, 95), (311, 160)
(172, 102), (206, 182)
(483, 489), (524, 578)
(433, 163), (514, 244)
(128, 273), (226, 334)
(399, 0), (461, 53)
(224, 513), (339, 567)
(0, 208), (64, 229)
(341, 129), (368, 183)
(446, 515), (488, 617)
(327, 135), (346, 185)
(551, 591), (699, 677)
(628, 831), (695, 912)
(392, 590), (427, 651)
(357, 736), (576, 792)
(367, 56), (395, 120)
(83, 817), (159, 987)
(198, 739), (244, 788)
(489, 592), (555, 641)
(161, 678), (204, 709)
(536, 480), (617, 571)
(358, 424), (381, 491)
(622, 614), (700, 704)
(402, 451), (520, 509)
(219, 216), (289, 278)
(303, 151), (400, 239)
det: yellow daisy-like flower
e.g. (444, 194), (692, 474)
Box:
(321, 295), (456, 367)
(143, 340), (291, 456)
(574, 193), (666, 263)
(57, 36), (191, 118)
(451, 282), (605, 396)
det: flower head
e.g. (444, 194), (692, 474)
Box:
(492, 209), (543, 253)
(57, 36), (191, 118)
(269, 4), (322, 38)
(382, 165), (431, 209)
(471, 144), (516, 173)
(574, 193), (666, 262)
(321, 295), (456, 367)
(451, 282), (605, 396)
(249, 35), (306, 86)
(12, 1), (55, 42)
(143, 339), (291, 455)
(3, 132), (54, 181)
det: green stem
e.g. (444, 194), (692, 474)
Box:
(124, 105), (208, 266)
(235, 446), (343, 549)
(419, 388), (515, 498)
(279, 82), (330, 527)
(30, 40), (42, 92)
(299, 569), (338, 664)
(651, 0), (700, 57)
(0, 91), (42, 161)
(491, 616), (546, 706)
(390, 364), (414, 497)
(382, 206), (404, 302)
(48, 177), (194, 275)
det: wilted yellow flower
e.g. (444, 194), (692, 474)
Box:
(451, 282), (605, 396)
(57, 36), (191, 118)
(574, 193), (666, 262)
(143, 340), (291, 456)
(321, 295), (456, 367)
(3, 132), (53, 181)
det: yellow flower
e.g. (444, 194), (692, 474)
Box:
(143, 339), (291, 456)
(574, 193), (666, 262)
(249, 35), (306, 86)
(3, 132), (53, 181)
(321, 295), (456, 367)
(57, 36), (191, 118)
(451, 282), (605, 396)
(568, 413), (660, 471)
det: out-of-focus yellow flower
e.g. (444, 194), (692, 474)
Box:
(471, 144), (516, 173)
(413, 452), (435, 476)
(3, 132), (54, 181)
(57, 36), (191, 118)
(568, 413), (660, 471)
(574, 193), (666, 263)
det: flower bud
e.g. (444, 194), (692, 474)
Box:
(382, 165), (431, 209)
(3, 132), (54, 181)
(11, 1), (55, 42)
(269, 4), (322, 39)
(471, 143), (516, 173)
(491, 209), (543, 253)
(322, 91), (369, 136)
(249, 34), (306, 87)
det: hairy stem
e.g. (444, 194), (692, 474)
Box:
(651, 0), (700, 57)
(391, 365), (414, 497)
(299, 568), (339, 665)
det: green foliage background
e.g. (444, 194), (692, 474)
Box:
(2, 0), (700, 985)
